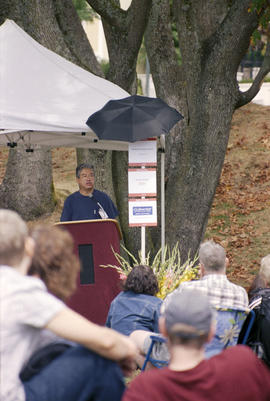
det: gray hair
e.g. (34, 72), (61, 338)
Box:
(76, 163), (94, 178)
(0, 209), (28, 266)
(260, 254), (270, 284)
(199, 240), (226, 273)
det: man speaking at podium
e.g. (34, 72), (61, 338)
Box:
(60, 163), (118, 222)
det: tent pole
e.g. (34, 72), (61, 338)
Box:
(141, 225), (146, 263)
(141, 56), (150, 265)
(160, 135), (165, 263)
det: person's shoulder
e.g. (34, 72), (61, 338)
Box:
(112, 291), (125, 301)
(217, 345), (265, 366)
(94, 189), (112, 200)
(230, 279), (248, 294)
(1, 266), (46, 296)
(138, 293), (163, 305)
(124, 366), (168, 394)
(209, 345), (270, 388)
(70, 191), (81, 198)
(64, 191), (80, 201)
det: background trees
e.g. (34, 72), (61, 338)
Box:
(0, 0), (269, 260)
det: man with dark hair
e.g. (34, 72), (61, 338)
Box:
(123, 289), (270, 401)
(60, 163), (118, 221)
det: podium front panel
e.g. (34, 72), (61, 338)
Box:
(56, 219), (121, 325)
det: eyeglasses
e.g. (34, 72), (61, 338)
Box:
(80, 173), (94, 179)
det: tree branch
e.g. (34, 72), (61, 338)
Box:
(126, 0), (152, 49)
(145, 0), (182, 100)
(236, 40), (270, 108)
(54, 0), (103, 75)
(214, 0), (270, 67)
(86, 0), (127, 30)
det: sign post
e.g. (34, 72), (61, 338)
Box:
(128, 140), (157, 263)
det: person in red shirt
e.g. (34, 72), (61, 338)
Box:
(123, 288), (270, 401)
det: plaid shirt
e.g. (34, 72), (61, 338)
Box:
(164, 274), (248, 311)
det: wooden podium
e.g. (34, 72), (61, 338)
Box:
(56, 219), (122, 325)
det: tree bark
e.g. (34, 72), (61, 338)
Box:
(0, 147), (54, 219)
(88, 0), (153, 256)
(144, 0), (270, 260)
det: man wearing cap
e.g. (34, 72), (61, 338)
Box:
(124, 289), (270, 401)
(60, 163), (118, 222)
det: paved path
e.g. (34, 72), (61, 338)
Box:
(140, 75), (270, 107)
(239, 83), (270, 106)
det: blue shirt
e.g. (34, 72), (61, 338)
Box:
(106, 291), (163, 335)
(60, 189), (118, 221)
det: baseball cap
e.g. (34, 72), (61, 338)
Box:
(164, 289), (214, 338)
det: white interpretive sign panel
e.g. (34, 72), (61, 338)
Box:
(129, 198), (157, 226)
(128, 139), (157, 166)
(128, 168), (156, 197)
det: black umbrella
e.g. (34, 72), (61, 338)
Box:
(86, 95), (183, 142)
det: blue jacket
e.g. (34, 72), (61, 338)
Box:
(106, 291), (163, 335)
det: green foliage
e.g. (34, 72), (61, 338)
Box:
(101, 243), (199, 299)
(250, 0), (270, 29)
(249, 0), (270, 45)
(171, 22), (182, 65)
(100, 59), (110, 77)
(137, 39), (147, 73)
(72, 0), (97, 21)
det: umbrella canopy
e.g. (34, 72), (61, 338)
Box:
(86, 95), (183, 142)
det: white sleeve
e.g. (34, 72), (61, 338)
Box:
(10, 276), (65, 328)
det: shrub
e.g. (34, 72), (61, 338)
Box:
(101, 243), (199, 299)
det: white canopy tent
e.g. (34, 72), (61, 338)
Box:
(0, 19), (129, 150)
(0, 20), (166, 261)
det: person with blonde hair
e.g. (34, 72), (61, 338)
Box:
(238, 254), (270, 367)
(0, 209), (136, 401)
(259, 254), (270, 284)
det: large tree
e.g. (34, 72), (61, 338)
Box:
(1, 0), (269, 261)
(87, 0), (270, 260)
(144, 0), (270, 260)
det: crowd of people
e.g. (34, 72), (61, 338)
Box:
(1, 205), (270, 401)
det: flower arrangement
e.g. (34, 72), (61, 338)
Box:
(101, 243), (199, 299)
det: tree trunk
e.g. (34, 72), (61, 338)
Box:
(0, 147), (54, 219)
(145, 0), (269, 260)
(88, 0), (152, 256)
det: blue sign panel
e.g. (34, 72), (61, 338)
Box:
(133, 206), (153, 216)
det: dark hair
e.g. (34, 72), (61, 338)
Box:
(123, 265), (159, 296)
(28, 224), (80, 301)
(76, 163), (94, 178)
